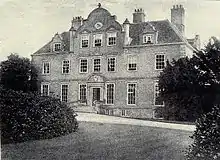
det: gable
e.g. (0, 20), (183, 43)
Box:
(33, 32), (70, 54)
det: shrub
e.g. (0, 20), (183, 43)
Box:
(0, 87), (78, 144)
(186, 106), (220, 160)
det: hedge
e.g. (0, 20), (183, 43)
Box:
(1, 88), (78, 144)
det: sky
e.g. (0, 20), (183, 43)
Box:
(0, 0), (220, 61)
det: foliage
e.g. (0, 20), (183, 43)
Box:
(186, 106), (220, 160)
(0, 54), (38, 92)
(1, 87), (78, 144)
(158, 37), (220, 121)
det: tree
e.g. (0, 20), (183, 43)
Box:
(158, 37), (220, 121)
(186, 106), (220, 160)
(0, 54), (38, 92)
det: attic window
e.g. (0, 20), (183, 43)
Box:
(107, 32), (117, 46)
(54, 43), (61, 51)
(81, 35), (89, 48)
(143, 34), (153, 44)
(93, 34), (102, 47)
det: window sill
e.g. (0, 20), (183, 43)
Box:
(155, 69), (164, 71)
(42, 73), (50, 76)
(79, 72), (88, 74)
(127, 104), (136, 106)
(107, 44), (116, 47)
(105, 103), (114, 106)
(127, 69), (137, 72)
(154, 104), (165, 107)
(107, 70), (116, 73)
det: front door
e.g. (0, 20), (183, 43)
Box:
(92, 88), (101, 105)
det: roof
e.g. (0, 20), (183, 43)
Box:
(129, 20), (183, 45)
(123, 18), (130, 24)
(33, 32), (69, 54)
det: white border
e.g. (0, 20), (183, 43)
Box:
(53, 42), (62, 52)
(107, 32), (117, 46)
(105, 83), (115, 105)
(143, 34), (153, 44)
(62, 59), (70, 74)
(78, 84), (87, 102)
(79, 58), (88, 73)
(154, 81), (164, 106)
(155, 53), (166, 71)
(107, 57), (116, 72)
(127, 55), (137, 71)
(42, 61), (50, 75)
(127, 82), (137, 106)
(60, 84), (69, 102)
(93, 58), (101, 73)
(80, 34), (89, 48)
(41, 83), (50, 96)
(121, 109), (127, 116)
(93, 33), (103, 47)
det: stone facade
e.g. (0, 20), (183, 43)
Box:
(32, 4), (198, 119)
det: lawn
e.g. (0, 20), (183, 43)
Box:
(1, 121), (193, 160)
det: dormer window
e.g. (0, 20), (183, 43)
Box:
(54, 43), (61, 52)
(81, 35), (89, 48)
(93, 34), (102, 47)
(107, 32), (117, 46)
(143, 34), (153, 44)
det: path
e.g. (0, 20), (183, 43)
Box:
(76, 112), (196, 131)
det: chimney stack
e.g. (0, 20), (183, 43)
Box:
(69, 16), (83, 52)
(71, 16), (83, 30)
(133, 8), (145, 23)
(171, 5), (185, 34)
(123, 18), (131, 45)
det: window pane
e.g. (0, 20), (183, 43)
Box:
(108, 37), (116, 45)
(94, 59), (101, 72)
(80, 59), (88, 73)
(42, 84), (49, 96)
(81, 35), (89, 48)
(54, 43), (61, 51)
(128, 56), (137, 71)
(154, 82), (164, 106)
(143, 35), (153, 44)
(128, 84), (136, 104)
(108, 58), (115, 72)
(43, 62), (50, 74)
(156, 54), (165, 70)
(61, 85), (68, 102)
(121, 110), (126, 116)
(62, 60), (70, 74)
(79, 85), (87, 102)
(94, 34), (102, 47)
(107, 84), (114, 104)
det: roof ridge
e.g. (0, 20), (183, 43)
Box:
(166, 19), (195, 50)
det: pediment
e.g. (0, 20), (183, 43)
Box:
(51, 33), (63, 43)
(79, 29), (91, 34)
(106, 25), (118, 32)
(87, 74), (106, 82)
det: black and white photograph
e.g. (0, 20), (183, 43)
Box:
(1, 0), (220, 159)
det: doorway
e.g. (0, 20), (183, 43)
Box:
(92, 88), (101, 105)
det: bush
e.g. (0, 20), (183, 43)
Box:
(186, 106), (220, 160)
(0, 87), (78, 144)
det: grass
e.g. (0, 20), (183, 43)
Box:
(1, 121), (193, 160)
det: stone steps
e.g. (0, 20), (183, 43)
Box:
(71, 106), (97, 113)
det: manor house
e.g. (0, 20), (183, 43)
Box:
(32, 3), (200, 119)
